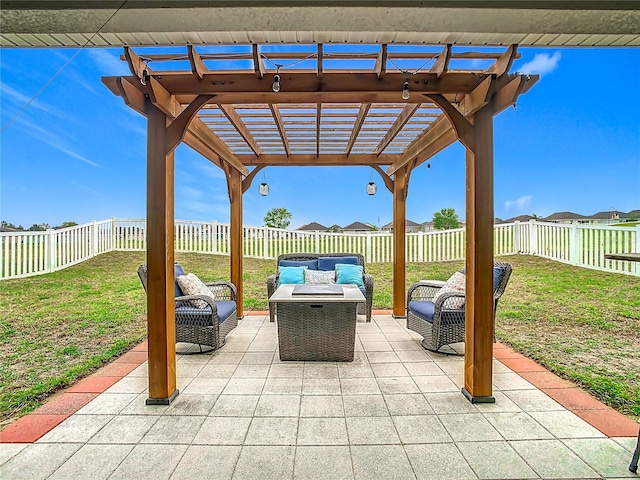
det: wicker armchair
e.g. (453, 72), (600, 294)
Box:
(406, 262), (512, 353)
(137, 263), (238, 353)
(267, 253), (374, 322)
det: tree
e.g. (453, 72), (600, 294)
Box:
(432, 208), (461, 230)
(28, 223), (50, 231)
(60, 221), (78, 228)
(264, 208), (292, 229)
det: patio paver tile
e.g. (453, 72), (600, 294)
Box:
(372, 362), (410, 377)
(300, 395), (344, 417)
(37, 414), (112, 443)
(192, 417), (252, 445)
(88, 415), (159, 444)
(413, 375), (458, 394)
(0, 414), (68, 444)
(47, 443), (133, 480)
(367, 351), (401, 363)
(267, 364), (304, 378)
(294, 445), (353, 478)
(197, 364), (238, 378)
(341, 377), (382, 395)
(297, 418), (349, 445)
(31, 392), (99, 416)
(109, 444), (188, 480)
(94, 362), (141, 377)
(74, 393), (138, 415)
(384, 394), (434, 416)
(528, 410), (607, 439)
(222, 377), (265, 395)
(498, 357), (547, 373)
(404, 443), (477, 480)
(350, 445), (415, 480)
(472, 391), (522, 413)
(303, 363), (339, 379)
(519, 371), (576, 389)
(104, 376), (148, 394)
(302, 378), (341, 395)
(346, 416), (401, 445)
(482, 412), (554, 440)
(0, 443), (81, 480)
(0, 443), (28, 466)
(113, 350), (148, 364)
(492, 372), (536, 390)
(170, 445), (241, 480)
(343, 394), (390, 417)
(392, 415), (453, 444)
(377, 376), (421, 394)
(510, 439), (600, 479)
(337, 364), (375, 379)
(424, 392), (479, 415)
(119, 393), (169, 415)
(240, 352), (275, 365)
(395, 350), (433, 363)
(503, 389), (565, 411)
(438, 413), (503, 442)
(165, 393), (218, 416)
(361, 341), (394, 352)
(262, 377), (303, 394)
(212, 395), (259, 417)
(255, 394), (301, 417)
(563, 438), (639, 478)
(457, 440), (538, 479)
(572, 408), (640, 437)
(180, 377), (229, 395)
(232, 364), (270, 378)
(65, 375), (121, 393)
(404, 361), (444, 376)
(244, 417), (298, 445)
(140, 415), (205, 444)
(233, 445), (295, 480)
(541, 387), (609, 411)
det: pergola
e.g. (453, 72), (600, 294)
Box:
(101, 43), (537, 405)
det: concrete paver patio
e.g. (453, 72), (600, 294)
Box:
(1, 313), (638, 479)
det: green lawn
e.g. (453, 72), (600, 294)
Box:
(1, 251), (638, 428)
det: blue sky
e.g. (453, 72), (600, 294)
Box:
(1, 46), (638, 229)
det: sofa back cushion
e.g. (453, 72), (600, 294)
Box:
(174, 263), (186, 297)
(318, 256), (359, 271)
(304, 269), (336, 284)
(279, 259), (318, 270)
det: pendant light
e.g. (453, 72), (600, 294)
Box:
(367, 169), (377, 195)
(259, 170), (269, 196)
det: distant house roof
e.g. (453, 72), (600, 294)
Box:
(494, 218), (506, 224)
(327, 224), (342, 231)
(505, 214), (534, 223)
(625, 209), (640, 218)
(589, 210), (626, 220)
(0, 227), (20, 232)
(297, 222), (327, 231)
(342, 221), (373, 231)
(542, 211), (588, 221)
(381, 219), (421, 229)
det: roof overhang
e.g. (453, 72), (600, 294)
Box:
(2, 1), (639, 48)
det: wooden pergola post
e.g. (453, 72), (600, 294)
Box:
(228, 167), (244, 318)
(145, 100), (178, 405)
(463, 100), (496, 403)
(392, 165), (408, 318)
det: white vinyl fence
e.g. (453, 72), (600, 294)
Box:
(1, 218), (638, 280)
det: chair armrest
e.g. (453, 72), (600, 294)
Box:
(407, 281), (443, 303)
(267, 274), (278, 297)
(433, 291), (465, 313)
(205, 281), (237, 302)
(175, 294), (220, 315)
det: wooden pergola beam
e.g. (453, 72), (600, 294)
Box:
(374, 103), (421, 156)
(187, 45), (207, 80)
(188, 120), (249, 175)
(108, 71), (486, 96)
(426, 94), (474, 150)
(430, 44), (452, 78)
(346, 103), (370, 156)
(124, 46), (150, 81)
(252, 44), (265, 79)
(374, 44), (387, 78)
(269, 104), (291, 157)
(238, 153), (398, 166)
(219, 104), (262, 157)
(317, 44), (323, 79)
(488, 44), (518, 77)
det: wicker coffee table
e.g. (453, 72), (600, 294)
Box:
(268, 284), (365, 361)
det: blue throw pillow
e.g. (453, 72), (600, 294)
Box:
(318, 256), (359, 271)
(461, 266), (504, 291)
(278, 266), (306, 285)
(279, 259), (318, 270)
(335, 263), (364, 288)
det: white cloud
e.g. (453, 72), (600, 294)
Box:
(0, 81), (71, 120)
(52, 145), (101, 168)
(519, 51), (561, 76)
(504, 195), (533, 210)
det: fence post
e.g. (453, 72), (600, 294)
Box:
(529, 220), (538, 255)
(366, 233), (372, 262)
(417, 231), (424, 262)
(110, 217), (116, 251)
(315, 230), (320, 254)
(569, 222), (579, 265)
(91, 220), (98, 257)
(635, 225), (640, 275)
(47, 229), (56, 272)
(513, 221), (521, 254)
(211, 220), (218, 254)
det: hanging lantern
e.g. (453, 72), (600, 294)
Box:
(259, 182), (269, 196)
(367, 181), (377, 196)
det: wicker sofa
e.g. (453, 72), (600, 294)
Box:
(137, 263), (238, 353)
(406, 262), (512, 353)
(267, 253), (374, 322)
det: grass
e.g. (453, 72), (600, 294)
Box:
(0, 250), (638, 427)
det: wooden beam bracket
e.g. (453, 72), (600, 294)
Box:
(488, 44), (518, 77)
(124, 47), (151, 85)
(430, 44), (452, 78)
(187, 45), (207, 80)
(371, 165), (393, 193)
(425, 94), (474, 151)
(242, 165), (266, 194)
(166, 94), (214, 154)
